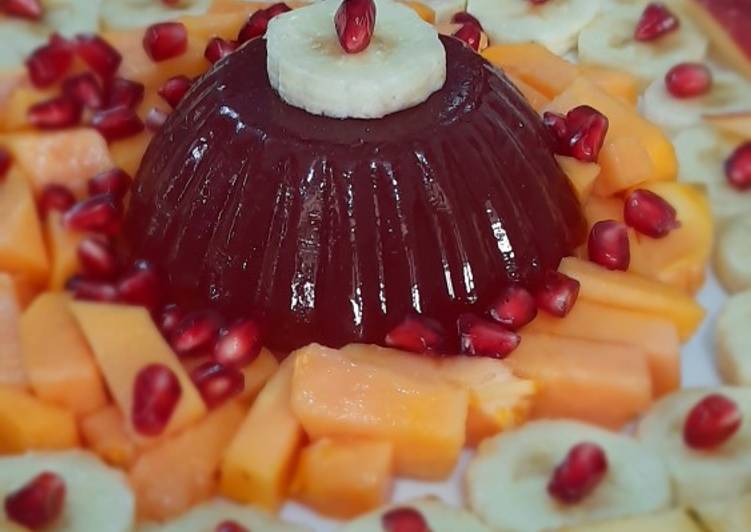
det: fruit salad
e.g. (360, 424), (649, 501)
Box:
(0, 0), (749, 531)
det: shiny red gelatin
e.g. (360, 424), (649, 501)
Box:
(124, 36), (585, 351)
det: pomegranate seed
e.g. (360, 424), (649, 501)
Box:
(158, 75), (192, 108)
(132, 363), (182, 436)
(458, 314), (521, 359)
(38, 184), (76, 218)
(117, 259), (162, 309)
(205, 37), (237, 64)
(90, 106), (144, 142)
(451, 11), (482, 29)
(107, 77), (145, 110)
(0, 147), (12, 180)
(384, 314), (445, 354)
(535, 270), (580, 318)
(683, 393), (742, 450)
(588, 220), (630, 271)
(191, 361), (245, 408)
(335, 0), (376, 54)
(543, 111), (570, 153)
(488, 285), (538, 330)
(634, 3), (680, 41)
(237, 2), (291, 43)
(145, 107), (168, 132)
(77, 237), (119, 280)
(381, 507), (430, 532)
(4, 472), (65, 530)
(156, 304), (184, 337)
(171, 310), (224, 356)
(529, 0), (551, 4)
(565, 105), (609, 163)
(143, 22), (188, 62)
(28, 96), (81, 130)
(162, 0), (181, 5)
(70, 278), (119, 302)
(214, 318), (263, 369)
(725, 142), (751, 191)
(0, 0), (43, 19)
(548, 442), (608, 504)
(265, 2), (291, 18)
(62, 72), (104, 110)
(623, 189), (680, 238)
(26, 37), (73, 88)
(453, 23), (482, 52)
(88, 168), (132, 200)
(74, 34), (122, 80)
(665, 63), (712, 98)
(215, 520), (249, 532)
(62, 194), (122, 235)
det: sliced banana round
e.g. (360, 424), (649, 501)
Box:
(420, 0), (467, 22)
(578, 4), (708, 86)
(467, 0), (601, 55)
(638, 387), (751, 504)
(0, 19), (50, 70)
(340, 497), (492, 532)
(43, 0), (102, 37)
(100, 0), (212, 31)
(266, 0), (446, 119)
(716, 291), (751, 385)
(641, 66), (751, 133)
(139, 498), (307, 532)
(693, 493), (751, 532)
(0, 450), (134, 532)
(466, 420), (671, 532)
(716, 218), (751, 295)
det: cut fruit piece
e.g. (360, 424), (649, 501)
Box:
(45, 212), (86, 291)
(579, 65), (640, 107)
(0, 385), (79, 453)
(595, 136), (655, 198)
(290, 344), (469, 480)
(6, 129), (113, 198)
(290, 438), (394, 518)
(181, 9), (257, 42)
(0, 273), (25, 390)
(10, 273), (41, 310)
(716, 291), (751, 386)
(506, 333), (652, 429)
(239, 348), (279, 401)
(716, 216), (751, 294)
(558, 509), (702, 531)
(21, 292), (107, 417)
(107, 130), (153, 178)
(506, 72), (550, 112)
(558, 257), (705, 340)
(0, 84), (56, 133)
(525, 300), (680, 398)
(69, 302), (207, 442)
(0, 450), (135, 532)
(402, 1), (436, 23)
(693, 493), (751, 532)
(220, 358), (304, 512)
(556, 155), (600, 204)
(80, 405), (138, 468)
(705, 112), (751, 139)
(0, 166), (49, 284)
(129, 400), (246, 521)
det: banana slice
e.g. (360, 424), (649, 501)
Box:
(138, 498), (307, 532)
(100, 0), (212, 31)
(0, 19), (50, 70)
(340, 497), (493, 532)
(44, 0), (102, 36)
(641, 66), (751, 133)
(578, 4), (708, 86)
(716, 292), (751, 385)
(638, 387), (751, 505)
(693, 493), (751, 532)
(0, 450), (135, 532)
(466, 420), (671, 532)
(716, 218), (751, 295)
(266, 0), (445, 119)
(467, 0), (601, 55)
(420, 0), (467, 22)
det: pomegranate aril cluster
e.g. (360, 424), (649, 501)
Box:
(544, 105), (609, 163)
(548, 442), (608, 504)
(4, 471), (66, 530)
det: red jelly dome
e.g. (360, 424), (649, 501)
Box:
(123, 35), (586, 351)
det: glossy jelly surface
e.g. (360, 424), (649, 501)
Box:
(124, 36), (586, 351)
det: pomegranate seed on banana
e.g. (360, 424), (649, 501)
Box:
(466, 420), (671, 532)
(578, 4), (707, 86)
(716, 218), (751, 295)
(638, 387), (751, 505)
(716, 292), (751, 384)
(266, 0), (446, 119)
(100, 0), (211, 31)
(467, 0), (601, 55)
(0, 451), (134, 532)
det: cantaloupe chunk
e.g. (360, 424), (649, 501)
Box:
(208, 0), (266, 14)
(506, 72), (551, 112)
(21, 292), (108, 416)
(0, 85), (56, 132)
(290, 438), (394, 518)
(130, 400), (246, 521)
(0, 167), (49, 284)
(0, 273), (25, 390)
(108, 130), (153, 178)
(594, 136), (656, 197)
(556, 155), (600, 204)
(45, 211), (85, 291)
(70, 302), (207, 442)
(525, 300), (680, 397)
(181, 10), (255, 41)
(220, 358), (304, 512)
(7, 129), (113, 197)
(558, 257), (705, 340)
(290, 344), (468, 480)
(0, 385), (79, 453)
(240, 348), (280, 401)
(10, 273), (41, 310)
(545, 78), (677, 194)
(506, 334), (653, 429)
(579, 65), (640, 106)
(80, 405), (138, 468)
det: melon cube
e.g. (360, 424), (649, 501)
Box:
(108, 131), (153, 178)
(240, 348), (280, 401)
(507, 73), (551, 112)
(45, 212), (86, 290)
(579, 64), (640, 106)
(0, 273), (25, 390)
(80, 405), (138, 468)
(556, 155), (600, 204)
